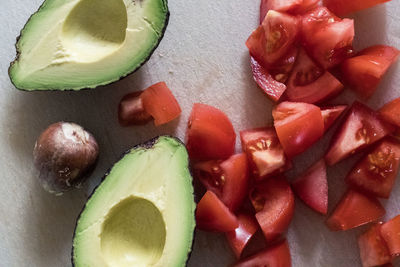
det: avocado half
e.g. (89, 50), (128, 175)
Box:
(72, 136), (195, 267)
(9, 0), (169, 91)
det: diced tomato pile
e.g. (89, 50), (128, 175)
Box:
(184, 0), (399, 265)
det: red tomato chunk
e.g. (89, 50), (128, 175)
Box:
(186, 103), (236, 161)
(226, 213), (259, 259)
(381, 215), (400, 257)
(326, 189), (385, 231)
(341, 45), (399, 98)
(292, 159), (328, 214)
(250, 177), (295, 242)
(233, 239), (291, 267)
(325, 101), (394, 166)
(321, 105), (347, 131)
(193, 154), (249, 212)
(325, 0), (392, 16)
(346, 138), (400, 199)
(358, 223), (391, 267)
(240, 127), (290, 180)
(380, 97), (400, 128)
(273, 101), (324, 158)
(195, 190), (239, 232)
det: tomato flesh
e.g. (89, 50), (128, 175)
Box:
(141, 82), (181, 126)
(246, 10), (299, 68)
(273, 101), (324, 158)
(381, 215), (400, 257)
(240, 127), (290, 180)
(225, 213), (259, 259)
(321, 105), (347, 131)
(358, 223), (391, 267)
(250, 57), (286, 102)
(292, 159), (328, 214)
(193, 153), (249, 211)
(118, 91), (152, 126)
(260, 0), (319, 17)
(325, 0), (391, 16)
(326, 189), (385, 231)
(250, 177), (295, 242)
(341, 45), (400, 98)
(325, 101), (394, 166)
(233, 239), (291, 267)
(196, 190), (239, 232)
(285, 48), (343, 103)
(380, 97), (400, 129)
(301, 7), (354, 69)
(186, 103), (236, 161)
(346, 138), (400, 199)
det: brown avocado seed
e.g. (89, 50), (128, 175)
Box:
(33, 122), (99, 195)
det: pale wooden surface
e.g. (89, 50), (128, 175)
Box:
(0, 0), (399, 266)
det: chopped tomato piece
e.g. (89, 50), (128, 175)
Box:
(321, 105), (347, 131)
(273, 101), (324, 158)
(141, 82), (181, 126)
(118, 91), (152, 126)
(193, 154), (249, 211)
(325, 0), (391, 16)
(292, 159), (328, 214)
(240, 127), (290, 180)
(358, 223), (391, 267)
(380, 97), (400, 128)
(381, 215), (400, 257)
(233, 240), (291, 267)
(250, 57), (286, 102)
(325, 101), (394, 166)
(246, 10), (299, 68)
(301, 7), (354, 69)
(326, 189), (385, 231)
(261, 0), (318, 17)
(226, 213), (259, 259)
(250, 177), (295, 242)
(341, 45), (400, 98)
(196, 191), (239, 232)
(346, 138), (400, 199)
(186, 103), (236, 161)
(285, 48), (343, 103)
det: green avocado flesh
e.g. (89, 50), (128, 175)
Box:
(9, 0), (168, 90)
(72, 137), (196, 267)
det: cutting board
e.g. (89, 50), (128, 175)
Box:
(1, 0), (400, 266)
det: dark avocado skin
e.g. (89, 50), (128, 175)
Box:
(71, 136), (196, 267)
(9, 0), (170, 91)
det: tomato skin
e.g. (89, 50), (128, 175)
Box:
(285, 48), (344, 103)
(321, 105), (347, 131)
(193, 154), (249, 212)
(250, 177), (295, 242)
(240, 127), (290, 180)
(324, 0), (391, 16)
(246, 11), (299, 68)
(118, 91), (152, 126)
(292, 159), (328, 214)
(261, 0), (319, 18)
(233, 239), (291, 267)
(341, 45), (400, 99)
(273, 101), (324, 158)
(186, 103), (236, 161)
(346, 138), (400, 199)
(196, 191), (239, 232)
(380, 97), (400, 128)
(250, 57), (286, 102)
(301, 7), (354, 69)
(326, 190), (385, 231)
(141, 82), (181, 126)
(325, 101), (394, 166)
(225, 213), (259, 259)
(358, 223), (391, 267)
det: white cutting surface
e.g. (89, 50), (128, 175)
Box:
(1, 0), (400, 266)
